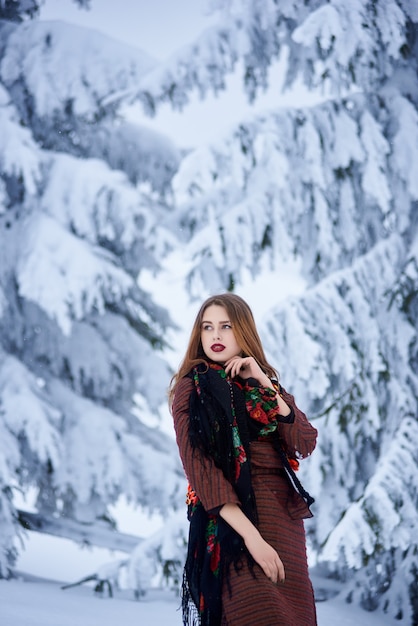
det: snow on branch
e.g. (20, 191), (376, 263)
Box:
(0, 83), (40, 195)
(48, 379), (182, 513)
(172, 91), (415, 293)
(126, 509), (188, 593)
(41, 152), (155, 250)
(0, 351), (62, 575)
(16, 213), (135, 335)
(320, 417), (418, 623)
(261, 230), (417, 535)
(0, 351), (62, 472)
(17, 508), (142, 553)
(121, 0), (414, 113)
(263, 233), (409, 410)
(0, 20), (156, 120)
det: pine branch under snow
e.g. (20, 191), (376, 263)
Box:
(17, 509), (142, 554)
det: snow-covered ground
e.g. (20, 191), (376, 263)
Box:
(0, 572), (401, 626)
(6, 527), (402, 625)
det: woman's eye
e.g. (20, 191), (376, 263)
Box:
(203, 324), (212, 331)
(222, 324), (232, 329)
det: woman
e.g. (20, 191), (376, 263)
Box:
(169, 294), (318, 625)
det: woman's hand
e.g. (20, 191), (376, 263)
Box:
(224, 356), (270, 386)
(224, 356), (291, 417)
(219, 503), (285, 584)
(244, 531), (285, 584)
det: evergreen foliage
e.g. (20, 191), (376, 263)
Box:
(0, 14), (183, 577)
(0, 0), (88, 22)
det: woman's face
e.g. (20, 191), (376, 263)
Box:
(200, 304), (242, 364)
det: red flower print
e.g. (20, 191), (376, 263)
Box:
(210, 541), (221, 574)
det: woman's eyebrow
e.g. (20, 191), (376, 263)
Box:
(201, 319), (231, 325)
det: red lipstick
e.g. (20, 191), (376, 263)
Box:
(211, 343), (225, 352)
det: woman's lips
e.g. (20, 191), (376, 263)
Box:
(211, 344), (225, 352)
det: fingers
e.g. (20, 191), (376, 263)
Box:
(262, 558), (285, 584)
(224, 356), (244, 378)
(255, 547), (285, 584)
(277, 560), (285, 584)
(224, 356), (257, 378)
(244, 534), (285, 585)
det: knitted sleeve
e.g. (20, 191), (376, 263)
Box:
(276, 386), (318, 460)
(172, 376), (241, 513)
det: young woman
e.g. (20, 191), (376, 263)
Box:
(169, 293), (318, 625)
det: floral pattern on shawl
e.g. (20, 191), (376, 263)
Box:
(244, 382), (300, 470)
(244, 384), (281, 435)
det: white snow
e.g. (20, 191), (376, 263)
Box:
(0, 20), (156, 119)
(16, 213), (134, 336)
(0, 84), (40, 194)
(0, 573), (402, 626)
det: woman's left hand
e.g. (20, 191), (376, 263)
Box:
(225, 356), (291, 417)
(224, 356), (269, 386)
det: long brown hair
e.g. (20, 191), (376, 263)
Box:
(168, 293), (277, 407)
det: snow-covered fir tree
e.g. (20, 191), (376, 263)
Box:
(0, 0), (185, 578)
(123, 0), (418, 622)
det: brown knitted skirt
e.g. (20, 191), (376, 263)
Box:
(221, 441), (317, 626)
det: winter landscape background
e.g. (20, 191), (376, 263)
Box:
(0, 0), (417, 624)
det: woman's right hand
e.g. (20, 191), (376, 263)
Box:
(244, 532), (285, 584)
(219, 503), (285, 583)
